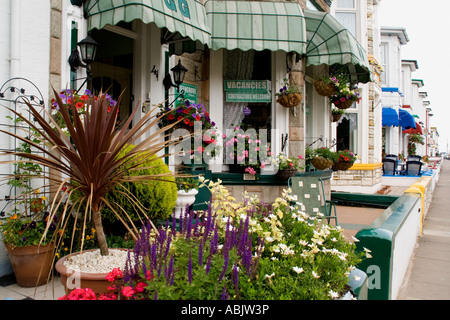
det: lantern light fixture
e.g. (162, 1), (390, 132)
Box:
(163, 59), (188, 91)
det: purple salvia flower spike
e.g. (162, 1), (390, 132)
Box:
(188, 251), (193, 284)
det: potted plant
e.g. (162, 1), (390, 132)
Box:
(276, 78), (303, 108)
(1, 88), (182, 294)
(273, 153), (304, 180)
(0, 115), (57, 287)
(332, 150), (357, 171)
(1, 209), (57, 287)
(331, 108), (346, 122)
(328, 73), (361, 109)
(309, 147), (338, 170)
(173, 176), (199, 219)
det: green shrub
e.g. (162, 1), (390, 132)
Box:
(102, 145), (177, 225)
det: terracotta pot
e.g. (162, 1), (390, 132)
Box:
(5, 242), (55, 287)
(55, 248), (128, 295)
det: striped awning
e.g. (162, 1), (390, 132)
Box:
(304, 9), (371, 83)
(86, 0), (211, 46)
(205, 0), (306, 55)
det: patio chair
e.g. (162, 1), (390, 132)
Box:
(404, 160), (422, 176)
(287, 176), (338, 225)
(407, 155), (421, 162)
(382, 158), (397, 175)
(385, 154), (398, 161)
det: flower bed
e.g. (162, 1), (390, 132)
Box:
(59, 178), (371, 300)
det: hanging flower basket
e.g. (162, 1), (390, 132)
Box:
(276, 92), (303, 108)
(275, 168), (298, 180)
(314, 80), (336, 96)
(333, 98), (355, 110)
(332, 161), (354, 171)
(310, 157), (333, 170)
(332, 113), (344, 122)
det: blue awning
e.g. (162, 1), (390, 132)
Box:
(382, 107), (399, 127)
(398, 109), (416, 129)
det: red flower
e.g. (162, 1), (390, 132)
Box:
(121, 286), (134, 298)
(344, 156), (349, 161)
(184, 118), (190, 125)
(177, 116), (183, 121)
(195, 115), (201, 121)
(168, 114), (175, 120)
(80, 95), (89, 101)
(105, 268), (123, 282)
(189, 121), (194, 126)
(135, 282), (147, 293)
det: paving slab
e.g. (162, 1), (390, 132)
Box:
(397, 160), (450, 300)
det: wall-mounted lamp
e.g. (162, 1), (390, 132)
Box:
(163, 59), (188, 92)
(68, 33), (99, 92)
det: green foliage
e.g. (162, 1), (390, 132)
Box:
(307, 147), (338, 161)
(175, 176), (199, 191)
(1, 211), (56, 247)
(102, 145), (177, 224)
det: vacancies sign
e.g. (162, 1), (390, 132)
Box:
(224, 80), (271, 103)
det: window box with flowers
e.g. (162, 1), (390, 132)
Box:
(275, 78), (303, 108)
(332, 150), (357, 171)
(222, 125), (273, 180)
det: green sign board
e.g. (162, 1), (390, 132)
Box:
(224, 80), (271, 103)
(176, 83), (198, 104)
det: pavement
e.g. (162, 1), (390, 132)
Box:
(396, 160), (450, 300)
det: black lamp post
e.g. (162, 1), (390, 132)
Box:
(68, 33), (99, 92)
(163, 59), (188, 92)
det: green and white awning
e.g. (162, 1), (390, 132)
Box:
(205, 0), (306, 55)
(304, 9), (371, 83)
(86, 0), (211, 46)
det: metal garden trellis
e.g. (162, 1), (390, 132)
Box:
(0, 77), (46, 218)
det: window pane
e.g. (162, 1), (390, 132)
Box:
(335, 12), (356, 37)
(336, 0), (355, 8)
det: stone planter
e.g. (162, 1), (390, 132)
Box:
(5, 242), (55, 287)
(173, 189), (199, 219)
(55, 248), (129, 295)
